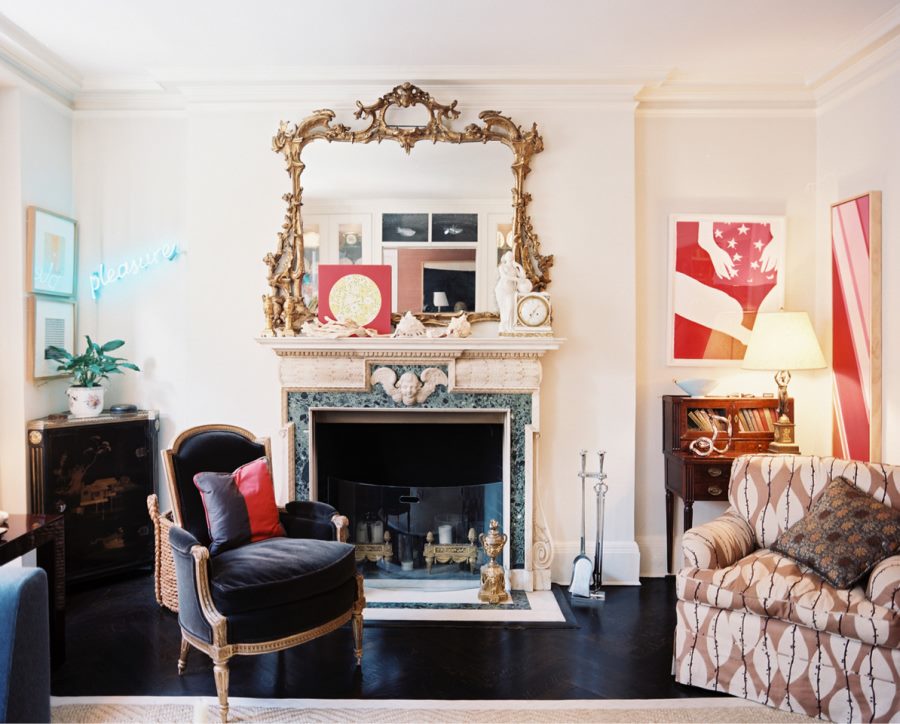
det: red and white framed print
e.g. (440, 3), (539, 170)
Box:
(668, 214), (785, 365)
(318, 264), (392, 335)
(831, 192), (881, 462)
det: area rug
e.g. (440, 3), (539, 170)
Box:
(362, 585), (570, 625)
(51, 695), (815, 722)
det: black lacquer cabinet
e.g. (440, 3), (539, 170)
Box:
(27, 410), (159, 583)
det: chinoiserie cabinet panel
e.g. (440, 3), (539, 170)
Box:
(27, 410), (159, 583)
(662, 395), (792, 575)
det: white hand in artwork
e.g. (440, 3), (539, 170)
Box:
(673, 272), (752, 345)
(696, 220), (736, 279)
(758, 239), (780, 274)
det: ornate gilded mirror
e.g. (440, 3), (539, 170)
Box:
(261, 83), (552, 335)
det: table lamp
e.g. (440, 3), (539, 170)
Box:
(742, 311), (826, 454)
(433, 291), (449, 313)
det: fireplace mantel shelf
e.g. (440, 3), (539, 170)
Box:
(256, 336), (565, 355)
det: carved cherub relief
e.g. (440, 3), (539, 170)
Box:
(371, 367), (448, 406)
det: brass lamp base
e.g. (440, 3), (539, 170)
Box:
(768, 415), (801, 455)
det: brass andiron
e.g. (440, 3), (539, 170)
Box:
(424, 528), (478, 573)
(478, 520), (510, 604)
(354, 530), (393, 564)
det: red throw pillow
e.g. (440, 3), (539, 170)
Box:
(193, 457), (285, 555)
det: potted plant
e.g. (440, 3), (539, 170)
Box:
(46, 336), (140, 417)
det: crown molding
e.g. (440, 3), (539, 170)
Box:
(813, 28), (900, 112)
(151, 64), (667, 87)
(71, 82), (643, 114)
(0, 14), (80, 105)
(808, 3), (900, 89)
(635, 80), (816, 117)
(1, 13), (898, 118)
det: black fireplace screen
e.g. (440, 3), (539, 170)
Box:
(324, 477), (501, 578)
(315, 420), (504, 580)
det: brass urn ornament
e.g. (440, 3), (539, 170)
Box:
(478, 519), (510, 604)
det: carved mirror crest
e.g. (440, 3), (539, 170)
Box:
(261, 82), (553, 335)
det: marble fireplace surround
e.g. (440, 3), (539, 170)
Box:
(257, 336), (563, 591)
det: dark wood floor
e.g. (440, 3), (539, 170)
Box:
(52, 574), (718, 700)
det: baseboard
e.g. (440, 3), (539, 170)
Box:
(636, 534), (669, 577)
(549, 540), (641, 586)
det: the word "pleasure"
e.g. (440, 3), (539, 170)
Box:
(89, 244), (181, 299)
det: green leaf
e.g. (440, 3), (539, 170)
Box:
(55, 335), (140, 386)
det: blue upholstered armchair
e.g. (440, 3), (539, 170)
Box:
(0, 566), (50, 723)
(162, 424), (364, 723)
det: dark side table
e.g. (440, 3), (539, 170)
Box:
(0, 513), (65, 665)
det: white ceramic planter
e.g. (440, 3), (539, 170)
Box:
(67, 386), (105, 417)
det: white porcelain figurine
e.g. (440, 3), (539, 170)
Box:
(495, 251), (532, 332)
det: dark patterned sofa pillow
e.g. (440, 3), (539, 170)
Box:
(771, 476), (900, 589)
(193, 457), (285, 555)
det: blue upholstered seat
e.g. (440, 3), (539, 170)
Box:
(0, 566), (50, 723)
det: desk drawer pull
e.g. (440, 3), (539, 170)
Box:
(707, 467), (724, 478)
(708, 485), (723, 497)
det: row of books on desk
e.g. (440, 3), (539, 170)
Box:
(687, 407), (776, 433)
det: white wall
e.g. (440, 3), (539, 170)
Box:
(0, 88), (73, 514)
(817, 63), (900, 465)
(73, 94), (642, 584)
(73, 114), (189, 493)
(0, 88), (25, 513)
(634, 112), (826, 576)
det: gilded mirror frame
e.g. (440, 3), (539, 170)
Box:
(261, 82), (553, 335)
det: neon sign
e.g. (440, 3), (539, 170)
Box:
(89, 243), (180, 299)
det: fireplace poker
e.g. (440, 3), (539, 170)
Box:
(591, 451), (607, 601)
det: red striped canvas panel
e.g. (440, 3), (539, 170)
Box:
(831, 192), (881, 461)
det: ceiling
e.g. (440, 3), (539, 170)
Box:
(1, 0), (899, 105)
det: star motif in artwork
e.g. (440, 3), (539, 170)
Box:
(714, 229), (723, 239)
(738, 224), (749, 235)
(753, 240), (764, 251)
(726, 239), (737, 249)
(750, 260), (759, 270)
(732, 252), (742, 262)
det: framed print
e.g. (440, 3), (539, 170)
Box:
(431, 213), (478, 242)
(831, 191), (881, 462)
(27, 206), (78, 297)
(318, 264), (392, 334)
(668, 214), (785, 365)
(29, 296), (76, 381)
(382, 213), (428, 243)
(422, 259), (477, 313)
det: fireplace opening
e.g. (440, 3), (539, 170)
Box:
(312, 411), (506, 586)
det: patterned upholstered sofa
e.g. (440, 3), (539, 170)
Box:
(674, 454), (900, 722)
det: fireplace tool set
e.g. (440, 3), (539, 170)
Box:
(569, 449), (608, 601)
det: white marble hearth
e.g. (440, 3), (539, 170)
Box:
(258, 335), (563, 592)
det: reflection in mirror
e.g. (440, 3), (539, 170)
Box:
(302, 140), (512, 315)
(302, 142), (512, 203)
(382, 248), (478, 314)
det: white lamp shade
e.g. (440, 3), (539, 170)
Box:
(433, 291), (449, 308)
(742, 312), (826, 371)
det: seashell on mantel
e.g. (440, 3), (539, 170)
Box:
(427, 313), (472, 339)
(392, 311), (428, 338)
